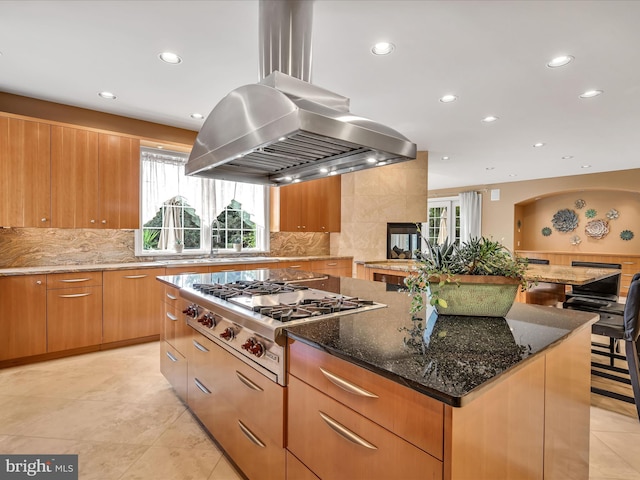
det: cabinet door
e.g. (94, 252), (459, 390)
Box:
(0, 116), (51, 227)
(51, 125), (100, 228)
(98, 134), (140, 229)
(0, 275), (47, 361)
(103, 268), (165, 343)
(47, 286), (103, 352)
(278, 176), (341, 232)
(161, 341), (187, 403)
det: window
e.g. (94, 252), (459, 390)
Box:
(136, 147), (268, 255)
(427, 197), (461, 245)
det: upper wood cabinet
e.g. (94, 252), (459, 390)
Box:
(275, 176), (341, 232)
(51, 126), (140, 229)
(0, 115), (51, 227)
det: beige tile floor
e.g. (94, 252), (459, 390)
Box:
(0, 340), (638, 480)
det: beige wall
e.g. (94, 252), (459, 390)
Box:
(429, 168), (640, 254)
(330, 152), (428, 263)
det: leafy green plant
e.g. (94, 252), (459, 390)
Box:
(143, 229), (160, 250)
(404, 234), (528, 314)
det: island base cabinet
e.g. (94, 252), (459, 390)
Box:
(160, 341), (187, 403)
(287, 375), (443, 480)
(286, 451), (319, 480)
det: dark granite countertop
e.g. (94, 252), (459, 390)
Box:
(284, 276), (598, 407)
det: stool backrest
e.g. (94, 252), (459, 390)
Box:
(625, 277), (640, 342)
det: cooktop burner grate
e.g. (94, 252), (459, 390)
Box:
(193, 280), (309, 300)
(258, 296), (377, 322)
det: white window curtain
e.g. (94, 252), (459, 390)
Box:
(458, 191), (482, 243)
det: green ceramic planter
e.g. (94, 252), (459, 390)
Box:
(430, 275), (520, 317)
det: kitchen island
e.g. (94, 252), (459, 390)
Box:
(159, 271), (596, 480)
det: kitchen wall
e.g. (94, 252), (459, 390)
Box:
(330, 152), (428, 265)
(429, 168), (640, 254)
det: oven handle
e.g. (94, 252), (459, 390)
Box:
(193, 378), (211, 395)
(235, 371), (264, 392)
(318, 411), (377, 450)
(237, 420), (266, 448)
(319, 367), (379, 398)
(193, 340), (209, 352)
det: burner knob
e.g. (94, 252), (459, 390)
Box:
(197, 313), (216, 328)
(182, 304), (199, 318)
(241, 337), (265, 357)
(220, 327), (235, 341)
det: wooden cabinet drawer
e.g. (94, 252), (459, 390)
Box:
(161, 341), (187, 403)
(288, 375), (442, 480)
(209, 264), (244, 273)
(217, 349), (285, 447)
(278, 260), (310, 270)
(286, 451), (319, 480)
(164, 265), (210, 275)
(310, 258), (353, 277)
(47, 285), (102, 352)
(47, 271), (102, 289)
(163, 301), (179, 346)
(288, 338), (444, 458)
(163, 285), (180, 304)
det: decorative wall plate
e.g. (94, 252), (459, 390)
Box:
(542, 227), (552, 236)
(585, 219), (609, 239)
(585, 208), (597, 219)
(570, 235), (581, 245)
(575, 199), (586, 209)
(606, 209), (619, 220)
(621, 230), (634, 241)
(551, 209), (579, 232)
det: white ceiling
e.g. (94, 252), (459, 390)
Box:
(1, 0), (639, 191)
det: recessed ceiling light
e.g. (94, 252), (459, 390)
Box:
(190, 113), (204, 120)
(579, 90), (603, 98)
(442, 156), (449, 160)
(482, 116), (499, 123)
(98, 91), (116, 100)
(547, 55), (574, 68)
(371, 42), (395, 55)
(158, 52), (182, 64)
(439, 94), (457, 103)
(533, 142), (545, 148)
(581, 164), (592, 169)
(562, 155), (574, 160)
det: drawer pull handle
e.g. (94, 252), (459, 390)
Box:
(288, 265), (301, 268)
(165, 351), (178, 362)
(166, 293), (178, 300)
(123, 274), (148, 279)
(58, 293), (92, 298)
(238, 420), (266, 448)
(319, 367), (379, 398)
(60, 278), (91, 283)
(327, 262), (338, 266)
(193, 378), (211, 395)
(623, 261), (636, 265)
(193, 340), (209, 352)
(236, 371), (264, 392)
(318, 411), (377, 450)
(166, 312), (178, 321)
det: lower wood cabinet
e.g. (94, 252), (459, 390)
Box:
(0, 275), (47, 361)
(186, 331), (286, 480)
(103, 268), (165, 343)
(46, 271), (103, 352)
(160, 340), (187, 403)
(286, 451), (319, 480)
(288, 375), (442, 480)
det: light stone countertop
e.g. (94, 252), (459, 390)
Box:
(0, 255), (353, 277)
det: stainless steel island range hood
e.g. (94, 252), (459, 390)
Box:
(186, 0), (417, 186)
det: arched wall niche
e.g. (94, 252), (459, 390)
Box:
(514, 188), (640, 254)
